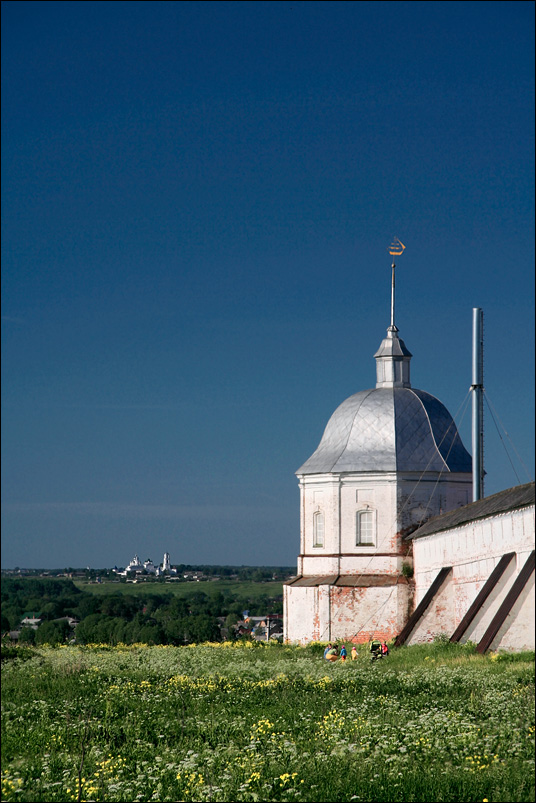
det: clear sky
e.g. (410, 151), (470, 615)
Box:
(2, 1), (534, 570)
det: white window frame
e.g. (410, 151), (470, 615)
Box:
(356, 509), (375, 546)
(313, 511), (325, 547)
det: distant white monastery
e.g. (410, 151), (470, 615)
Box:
(284, 251), (534, 652)
(114, 552), (176, 577)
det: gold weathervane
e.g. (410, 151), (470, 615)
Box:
(389, 237), (406, 256)
(388, 238), (405, 328)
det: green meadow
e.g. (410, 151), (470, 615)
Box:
(1, 640), (534, 803)
(73, 579), (284, 601)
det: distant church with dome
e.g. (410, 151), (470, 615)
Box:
(283, 248), (534, 652)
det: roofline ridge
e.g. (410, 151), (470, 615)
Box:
(402, 388), (450, 473)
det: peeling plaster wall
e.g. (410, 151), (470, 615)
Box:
(327, 583), (411, 643)
(284, 582), (412, 645)
(409, 505), (535, 649)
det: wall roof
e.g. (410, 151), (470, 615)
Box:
(285, 574), (403, 587)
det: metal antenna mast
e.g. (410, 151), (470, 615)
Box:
(471, 307), (484, 501)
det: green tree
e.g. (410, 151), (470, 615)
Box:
(187, 591), (210, 615)
(40, 601), (63, 621)
(207, 591), (225, 616)
(1, 607), (20, 630)
(18, 626), (36, 644)
(100, 594), (140, 618)
(75, 614), (114, 644)
(144, 594), (171, 616)
(136, 624), (165, 645)
(35, 620), (71, 646)
(224, 612), (239, 639)
(72, 595), (101, 619)
(185, 614), (221, 644)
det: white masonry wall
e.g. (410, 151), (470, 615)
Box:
(286, 470), (473, 645)
(409, 504), (535, 650)
(297, 472), (472, 578)
(284, 581), (412, 645)
(297, 473), (404, 579)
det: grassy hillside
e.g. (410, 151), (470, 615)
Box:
(73, 578), (284, 600)
(1, 640), (534, 802)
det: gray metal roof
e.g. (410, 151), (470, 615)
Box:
(406, 482), (535, 540)
(284, 574), (402, 587)
(297, 387), (472, 475)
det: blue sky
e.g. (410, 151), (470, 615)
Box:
(2, 1), (534, 569)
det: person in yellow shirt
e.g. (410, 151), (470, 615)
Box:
(326, 645), (338, 662)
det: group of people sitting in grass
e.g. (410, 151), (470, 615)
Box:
(323, 640), (389, 662)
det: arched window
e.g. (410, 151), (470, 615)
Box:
(313, 511), (325, 547)
(356, 510), (375, 546)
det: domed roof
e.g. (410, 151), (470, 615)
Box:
(297, 320), (472, 476)
(297, 386), (472, 475)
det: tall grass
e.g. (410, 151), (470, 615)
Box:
(2, 641), (534, 802)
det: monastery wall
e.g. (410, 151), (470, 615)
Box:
(407, 505), (535, 650)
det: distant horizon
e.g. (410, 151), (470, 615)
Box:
(1, 563), (297, 572)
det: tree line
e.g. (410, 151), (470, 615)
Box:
(1, 575), (287, 647)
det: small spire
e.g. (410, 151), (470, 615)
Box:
(390, 260), (397, 332)
(374, 240), (411, 388)
(388, 238), (405, 331)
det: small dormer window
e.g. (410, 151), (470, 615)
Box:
(313, 511), (325, 547)
(356, 510), (375, 546)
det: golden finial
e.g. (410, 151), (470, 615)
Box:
(389, 237), (405, 256)
(388, 238), (405, 330)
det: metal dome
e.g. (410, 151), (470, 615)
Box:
(297, 386), (472, 475)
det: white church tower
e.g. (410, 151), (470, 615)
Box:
(284, 243), (473, 644)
